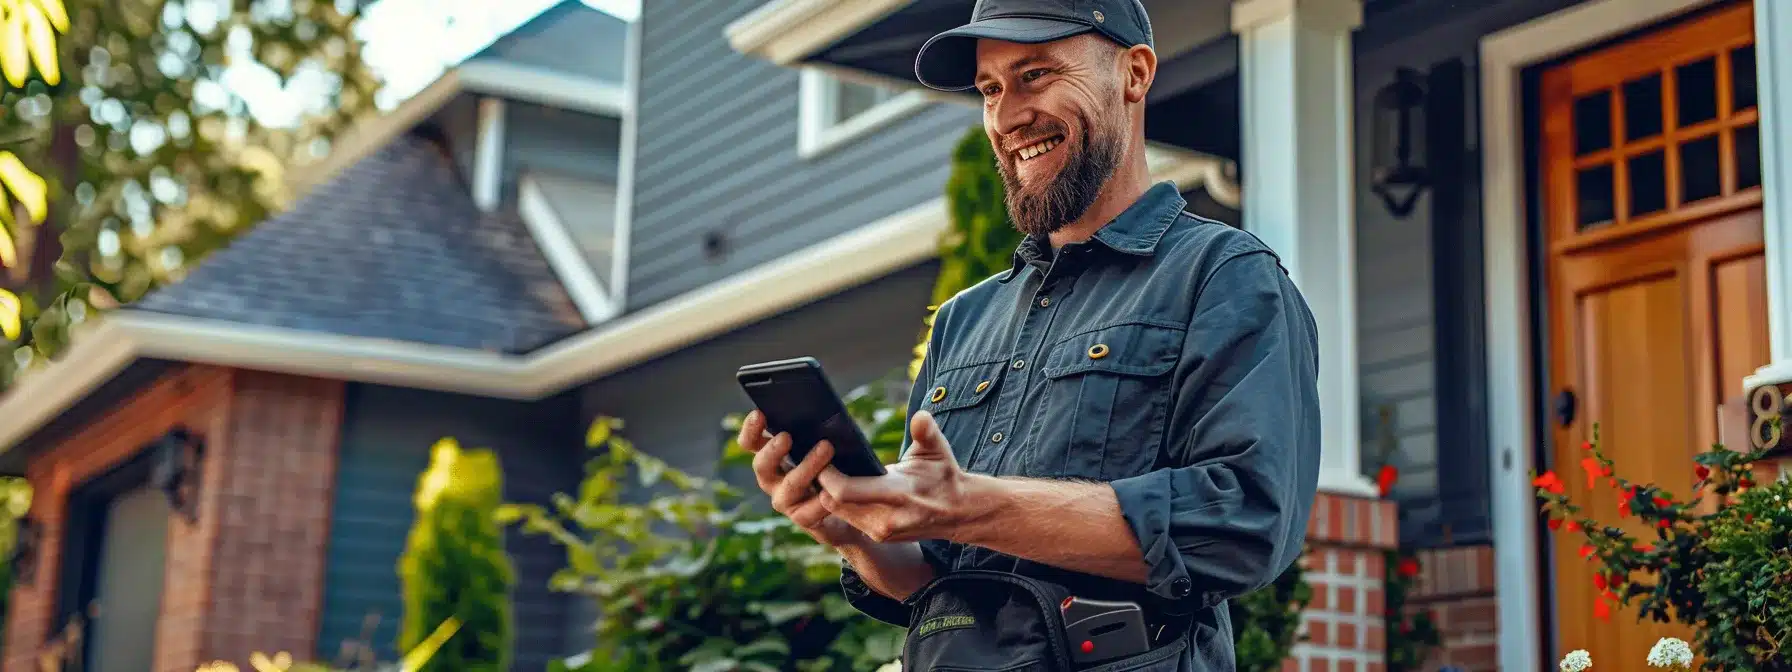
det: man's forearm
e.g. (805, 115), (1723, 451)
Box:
(946, 473), (1150, 584)
(837, 540), (938, 601)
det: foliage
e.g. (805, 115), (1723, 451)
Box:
(397, 439), (514, 672)
(1556, 635), (1700, 671)
(502, 414), (907, 672)
(1229, 560), (1312, 672)
(911, 125), (1016, 381)
(0, 0), (381, 388)
(1534, 423), (1792, 670)
(189, 617), (464, 672)
(1384, 550), (1442, 672)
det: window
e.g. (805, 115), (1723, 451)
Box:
(797, 68), (930, 159)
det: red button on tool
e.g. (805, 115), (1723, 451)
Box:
(1061, 597), (1075, 610)
(1081, 641), (1095, 654)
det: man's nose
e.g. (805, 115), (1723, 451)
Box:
(990, 94), (1037, 139)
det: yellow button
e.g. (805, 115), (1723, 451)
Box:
(1088, 343), (1110, 359)
(975, 381), (990, 394)
(930, 386), (947, 402)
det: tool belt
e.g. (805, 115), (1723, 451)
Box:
(898, 569), (1190, 671)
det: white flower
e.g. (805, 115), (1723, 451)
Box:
(1647, 637), (1694, 668)
(1560, 649), (1593, 671)
(874, 661), (902, 672)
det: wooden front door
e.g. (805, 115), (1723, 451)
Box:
(1540, 0), (1767, 662)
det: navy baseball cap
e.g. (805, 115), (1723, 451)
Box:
(914, 0), (1155, 91)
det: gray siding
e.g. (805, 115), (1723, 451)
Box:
(318, 384), (583, 671)
(566, 260), (940, 646)
(502, 100), (624, 202)
(627, 0), (980, 310)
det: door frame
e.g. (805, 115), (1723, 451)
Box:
(1477, 0), (1732, 668)
(54, 438), (172, 665)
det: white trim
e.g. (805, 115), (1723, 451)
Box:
(724, 0), (911, 66)
(1755, 0), (1792, 367)
(0, 150), (1216, 452)
(473, 97), (506, 212)
(517, 175), (620, 323)
(610, 16), (642, 315)
(798, 68), (933, 160)
(1478, 0), (1711, 667)
(457, 60), (629, 117)
(285, 64), (629, 198)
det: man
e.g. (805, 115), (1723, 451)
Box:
(737, 0), (1321, 669)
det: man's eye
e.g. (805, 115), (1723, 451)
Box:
(1023, 69), (1050, 81)
(980, 84), (1001, 96)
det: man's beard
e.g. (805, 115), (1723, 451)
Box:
(995, 110), (1124, 237)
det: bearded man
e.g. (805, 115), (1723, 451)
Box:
(738, 1), (1323, 669)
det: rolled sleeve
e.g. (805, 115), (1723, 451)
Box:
(1109, 250), (1321, 613)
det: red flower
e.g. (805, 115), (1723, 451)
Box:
(1635, 543), (1654, 553)
(1594, 599), (1611, 621)
(1566, 520), (1582, 532)
(1580, 544), (1596, 560)
(1609, 572), (1624, 587)
(1534, 471), (1566, 495)
(1741, 478), (1755, 489)
(1377, 464), (1399, 497)
(1618, 486), (1636, 517)
(1398, 558), (1421, 578)
(1593, 574), (1608, 590)
(1658, 519), (1671, 529)
(1695, 465), (1711, 480)
(1548, 518), (1563, 531)
(1582, 440), (1593, 452)
(1746, 514), (1755, 523)
(1653, 495), (1672, 507)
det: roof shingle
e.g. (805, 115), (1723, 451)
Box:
(130, 132), (588, 354)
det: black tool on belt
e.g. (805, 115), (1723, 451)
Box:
(1058, 596), (1155, 666)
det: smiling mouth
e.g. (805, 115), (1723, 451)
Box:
(1015, 136), (1064, 162)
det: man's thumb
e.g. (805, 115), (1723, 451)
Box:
(909, 411), (948, 454)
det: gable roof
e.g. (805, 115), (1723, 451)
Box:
(468, 0), (630, 83)
(131, 131), (587, 354)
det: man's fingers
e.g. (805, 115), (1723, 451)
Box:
(787, 498), (833, 530)
(818, 471), (912, 506)
(751, 432), (792, 494)
(738, 411), (768, 452)
(773, 441), (832, 511)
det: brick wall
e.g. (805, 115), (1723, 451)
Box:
(1284, 491), (1400, 672)
(2, 366), (344, 672)
(1406, 545), (1498, 672)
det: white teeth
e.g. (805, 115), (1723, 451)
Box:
(1019, 138), (1059, 161)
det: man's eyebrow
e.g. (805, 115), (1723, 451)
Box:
(974, 55), (1056, 84)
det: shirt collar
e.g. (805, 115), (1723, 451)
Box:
(1000, 181), (1187, 283)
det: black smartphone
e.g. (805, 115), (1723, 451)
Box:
(735, 357), (887, 477)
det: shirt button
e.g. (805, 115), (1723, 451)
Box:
(1039, 297), (1051, 307)
(1171, 577), (1192, 597)
(991, 432), (1004, 443)
(1012, 359), (1026, 370)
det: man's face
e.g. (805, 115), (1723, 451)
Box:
(974, 34), (1126, 237)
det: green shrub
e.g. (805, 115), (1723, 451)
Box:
(397, 438), (514, 672)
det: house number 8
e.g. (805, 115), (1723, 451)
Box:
(1750, 384), (1784, 452)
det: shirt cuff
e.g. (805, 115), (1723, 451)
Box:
(1109, 470), (1197, 606)
(839, 562), (914, 627)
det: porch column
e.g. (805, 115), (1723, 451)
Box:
(1747, 1), (1792, 480)
(1232, 0), (1375, 497)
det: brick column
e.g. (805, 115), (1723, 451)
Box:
(1407, 546), (1498, 672)
(1286, 491), (1399, 672)
(2, 367), (342, 672)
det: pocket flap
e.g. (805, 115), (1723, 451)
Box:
(922, 360), (1005, 413)
(1040, 322), (1184, 379)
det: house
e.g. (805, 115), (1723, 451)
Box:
(0, 2), (633, 669)
(721, 0), (1792, 670)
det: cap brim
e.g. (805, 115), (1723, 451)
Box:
(914, 17), (1094, 91)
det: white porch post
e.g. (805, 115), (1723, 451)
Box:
(1232, 0), (1375, 496)
(1746, 0), (1792, 465)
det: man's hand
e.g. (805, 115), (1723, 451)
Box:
(816, 410), (971, 543)
(739, 410), (870, 549)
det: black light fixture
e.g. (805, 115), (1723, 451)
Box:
(150, 426), (205, 523)
(1370, 67), (1430, 218)
(7, 516), (39, 586)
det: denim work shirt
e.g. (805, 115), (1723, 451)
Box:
(841, 182), (1322, 671)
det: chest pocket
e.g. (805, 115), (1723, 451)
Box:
(917, 359), (1006, 467)
(1028, 321), (1184, 481)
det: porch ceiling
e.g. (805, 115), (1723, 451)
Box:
(729, 0), (1242, 160)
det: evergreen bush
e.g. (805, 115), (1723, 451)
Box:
(397, 438), (514, 672)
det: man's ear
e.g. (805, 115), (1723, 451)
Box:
(1123, 44), (1156, 104)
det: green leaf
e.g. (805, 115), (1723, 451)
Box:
(753, 600), (816, 625)
(734, 636), (791, 658)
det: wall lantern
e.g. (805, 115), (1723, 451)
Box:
(151, 426), (205, 523)
(1370, 67), (1429, 218)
